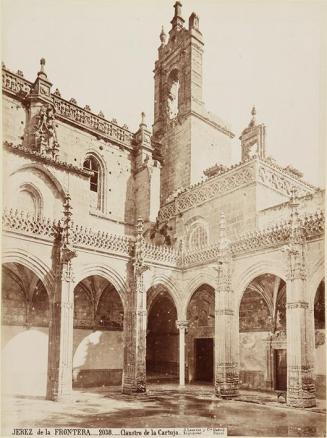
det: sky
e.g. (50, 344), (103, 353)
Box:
(2, 0), (326, 186)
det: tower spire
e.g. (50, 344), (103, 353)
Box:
(160, 26), (167, 45)
(249, 105), (256, 127)
(170, 1), (185, 31)
(38, 58), (47, 79)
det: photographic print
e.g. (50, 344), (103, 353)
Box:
(1, 0), (326, 436)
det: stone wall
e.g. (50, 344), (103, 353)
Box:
(160, 118), (192, 205)
(2, 95), (26, 144)
(174, 184), (257, 244)
(257, 190), (324, 229)
(72, 329), (123, 387)
(2, 326), (49, 396)
(239, 332), (269, 390)
(190, 114), (231, 185)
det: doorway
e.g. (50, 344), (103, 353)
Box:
(274, 349), (287, 391)
(195, 338), (214, 382)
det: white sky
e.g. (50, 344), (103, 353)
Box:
(2, 0), (326, 186)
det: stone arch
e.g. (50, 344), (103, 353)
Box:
(72, 271), (125, 388)
(309, 257), (325, 309)
(238, 272), (286, 392)
(183, 271), (217, 319)
(10, 163), (66, 199)
(148, 275), (182, 318)
(73, 264), (127, 310)
(235, 258), (286, 311)
(2, 262), (50, 396)
(17, 182), (44, 216)
(2, 249), (53, 296)
(83, 150), (107, 213)
(186, 283), (215, 383)
(184, 216), (209, 250)
(95, 284), (124, 330)
(146, 283), (179, 382)
(167, 68), (180, 119)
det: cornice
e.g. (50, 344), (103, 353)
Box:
(3, 141), (92, 177)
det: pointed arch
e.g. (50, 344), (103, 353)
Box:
(148, 275), (181, 318)
(83, 150), (107, 213)
(234, 259), (286, 310)
(10, 163), (66, 199)
(183, 271), (216, 319)
(2, 249), (53, 295)
(73, 264), (127, 310)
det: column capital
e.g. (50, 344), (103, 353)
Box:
(287, 301), (309, 310)
(176, 320), (189, 331)
(215, 309), (234, 316)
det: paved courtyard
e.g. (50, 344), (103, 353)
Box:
(2, 384), (325, 437)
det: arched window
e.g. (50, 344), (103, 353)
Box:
(189, 224), (208, 249)
(167, 69), (179, 120)
(83, 155), (104, 211)
(17, 184), (42, 217)
(83, 156), (99, 193)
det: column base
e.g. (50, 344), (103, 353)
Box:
(46, 392), (73, 402)
(122, 380), (147, 394)
(287, 393), (316, 408)
(215, 384), (239, 399)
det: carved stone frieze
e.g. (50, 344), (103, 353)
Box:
(2, 207), (324, 268)
(257, 160), (315, 196)
(158, 158), (316, 223)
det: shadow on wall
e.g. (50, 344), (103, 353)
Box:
(2, 328), (48, 396)
(72, 330), (123, 387)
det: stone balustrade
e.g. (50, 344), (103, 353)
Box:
(52, 95), (133, 148)
(2, 66), (133, 149)
(2, 208), (324, 268)
(2, 68), (32, 97)
(143, 240), (179, 267)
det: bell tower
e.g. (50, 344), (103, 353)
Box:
(153, 2), (234, 206)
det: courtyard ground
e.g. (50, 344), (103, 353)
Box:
(1, 384), (326, 437)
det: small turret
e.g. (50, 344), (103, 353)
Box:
(189, 12), (200, 31)
(37, 58), (47, 79)
(240, 106), (266, 161)
(160, 26), (167, 45)
(170, 1), (185, 33)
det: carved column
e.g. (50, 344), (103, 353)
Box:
(122, 218), (149, 394)
(214, 212), (239, 398)
(176, 320), (189, 386)
(285, 196), (316, 408)
(46, 194), (77, 401)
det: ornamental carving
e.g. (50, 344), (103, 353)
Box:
(133, 218), (149, 278)
(2, 68), (32, 97)
(257, 162), (314, 197)
(176, 320), (189, 331)
(34, 104), (60, 159)
(315, 330), (325, 347)
(2, 207), (324, 268)
(158, 159), (315, 223)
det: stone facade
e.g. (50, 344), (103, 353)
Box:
(1, 2), (325, 408)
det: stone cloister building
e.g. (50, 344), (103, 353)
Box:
(2, 2), (325, 409)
